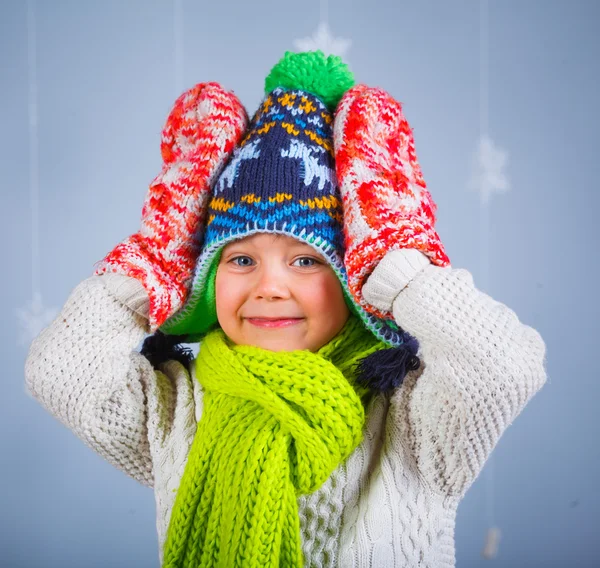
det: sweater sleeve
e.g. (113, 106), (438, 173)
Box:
(24, 273), (185, 489)
(366, 251), (548, 498)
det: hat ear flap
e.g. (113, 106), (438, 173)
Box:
(333, 84), (449, 319)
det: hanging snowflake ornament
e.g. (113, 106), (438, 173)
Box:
(293, 22), (351, 58)
(481, 526), (502, 559)
(468, 134), (510, 205)
(17, 291), (58, 347)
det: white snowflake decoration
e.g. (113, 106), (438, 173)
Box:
(481, 526), (502, 559)
(294, 22), (351, 58)
(468, 134), (510, 205)
(17, 291), (58, 347)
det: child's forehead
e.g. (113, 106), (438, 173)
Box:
(224, 233), (313, 250)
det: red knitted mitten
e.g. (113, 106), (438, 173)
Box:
(333, 84), (451, 319)
(94, 82), (248, 331)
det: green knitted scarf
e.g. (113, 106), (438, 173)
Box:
(162, 315), (388, 567)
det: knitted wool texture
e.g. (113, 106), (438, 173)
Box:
(93, 83), (248, 331)
(333, 85), (451, 320)
(161, 315), (387, 567)
(159, 52), (409, 348)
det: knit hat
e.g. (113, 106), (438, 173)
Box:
(152, 51), (428, 390)
(158, 51), (423, 389)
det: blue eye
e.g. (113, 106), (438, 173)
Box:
(228, 255), (321, 268)
(231, 256), (254, 267)
(293, 257), (318, 267)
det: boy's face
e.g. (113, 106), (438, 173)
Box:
(215, 233), (350, 352)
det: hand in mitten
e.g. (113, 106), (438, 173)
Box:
(93, 83), (248, 332)
(362, 248), (433, 314)
(333, 85), (450, 320)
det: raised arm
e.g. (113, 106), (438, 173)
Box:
(25, 274), (159, 486)
(25, 81), (248, 487)
(334, 83), (547, 497)
(364, 249), (548, 498)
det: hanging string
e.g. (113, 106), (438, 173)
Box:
(18, 0), (58, 358)
(28, 0), (39, 304)
(173, 0), (184, 95)
(478, 0), (502, 559)
(320, 0), (328, 24)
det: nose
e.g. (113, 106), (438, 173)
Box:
(253, 262), (291, 301)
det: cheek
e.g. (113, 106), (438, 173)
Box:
(300, 273), (346, 316)
(215, 268), (241, 321)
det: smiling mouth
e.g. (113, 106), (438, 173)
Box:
(246, 318), (305, 329)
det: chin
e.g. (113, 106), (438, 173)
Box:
(250, 336), (308, 353)
(257, 341), (302, 353)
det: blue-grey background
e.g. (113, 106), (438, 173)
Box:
(2, 0), (598, 566)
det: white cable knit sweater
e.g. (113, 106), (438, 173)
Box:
(24, 250), (547, 567)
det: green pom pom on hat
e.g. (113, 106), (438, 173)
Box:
(161, 48), (407, 351)
(264, 50), (354, 111)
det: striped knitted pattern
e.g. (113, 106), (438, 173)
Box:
(93, 82), (248, 331)
(204, 86), (343, 252)
(162, 315), (381, 567)
(333, 85), (451, 321)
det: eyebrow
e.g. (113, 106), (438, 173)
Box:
(224, 239), (316, 250)
(222, 241), (324, 258)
